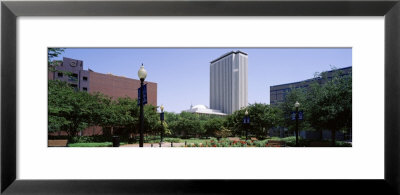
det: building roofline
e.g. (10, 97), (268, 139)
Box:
(63, 57), (82, 62)
(269, 66), (352, 89)
(270, 78), (319, 89)
(210, 50), (248, 64)
(90, 70), (157, 84)
(60, 56), (157, 84)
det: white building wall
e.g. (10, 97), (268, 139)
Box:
(210, 51), (248, 114)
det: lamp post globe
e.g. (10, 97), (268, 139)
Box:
(294, 101), (300, 146)
(138, 64), (147, 147)
(160, 105), (164, 112)
(138, 64), (147, 81)
(294, 101), (300, 108)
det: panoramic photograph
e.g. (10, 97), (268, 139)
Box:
(48, 48), (352, 147)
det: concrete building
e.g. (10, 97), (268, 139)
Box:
(210, 51), (248, 114)
(183, 104), (227, 117)
(270, 66), (352, 105)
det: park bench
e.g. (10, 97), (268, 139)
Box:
(266, 140), (286, 147)
(48, 139), (68, 147)
(309, 141), (332, 147)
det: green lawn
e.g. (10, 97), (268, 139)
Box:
(68, 142), (127, 147)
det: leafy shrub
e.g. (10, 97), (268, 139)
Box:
(70, 136), (94, 143)
(164, 138), (182, 143)
(246, 140), (252, 146)
(254, 140), (267, 147)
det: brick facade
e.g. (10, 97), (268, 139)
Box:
(49, 57), (157, 137)
(89, 71), (157, 106)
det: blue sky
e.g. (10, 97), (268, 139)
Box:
(54, 48), (352, 113)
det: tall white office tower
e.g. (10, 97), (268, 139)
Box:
(210, 51), (248, 114)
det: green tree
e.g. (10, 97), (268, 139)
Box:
(48, 80), (99, 136)
(214, 126), (232, 138)
(204, 117), (225, 138)
(48, 48), (65, 71)
(226, 103), (282, 138)
(278, 87), (308, 135)
(48, 77), (163, 140)
(168, 112), (202, 138)
(143, 104), (162, 136)
(306, 70), (352, 145)
(281, 68), (352, 145)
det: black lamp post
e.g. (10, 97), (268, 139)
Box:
(244, 110), (249, 140)
(160, 105), (165, 143)
(294, 101), (300, 146)
(138, 64), (147, 147)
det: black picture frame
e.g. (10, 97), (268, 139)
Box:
(1, 0), (400, 194)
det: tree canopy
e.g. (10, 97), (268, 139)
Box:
(49, 62), (351, 145)
(48, 80), (162, 137)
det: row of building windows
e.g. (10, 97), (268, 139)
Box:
(68, 83), (87, 92)
(57, 72), (88, 81)
(269, 67), (352, 105)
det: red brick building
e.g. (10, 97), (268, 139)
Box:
(88, 71), (157, 105)
(49, 57), (157, 136)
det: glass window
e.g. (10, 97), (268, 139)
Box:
(70, 84), (78, 91)
(57, 72), (63, 77)
(68, 73), (78, 82)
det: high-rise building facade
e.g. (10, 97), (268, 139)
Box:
(210, 51), (248, 114)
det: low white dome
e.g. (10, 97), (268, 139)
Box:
(184, 104), (227, 116)
(192, 104), (208, 110)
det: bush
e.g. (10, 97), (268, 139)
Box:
(164, 138), (182, 143)
(254, 140), (267, 147)
(70, 136), (94, 143)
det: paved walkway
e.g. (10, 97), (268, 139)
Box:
(121, 142), (185, 147)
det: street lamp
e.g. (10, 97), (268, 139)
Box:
(294, 101), (300, 146)
(244, 110), (250, 140)
(138, 64), (147, 147)
(160, 105), (165, 143)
